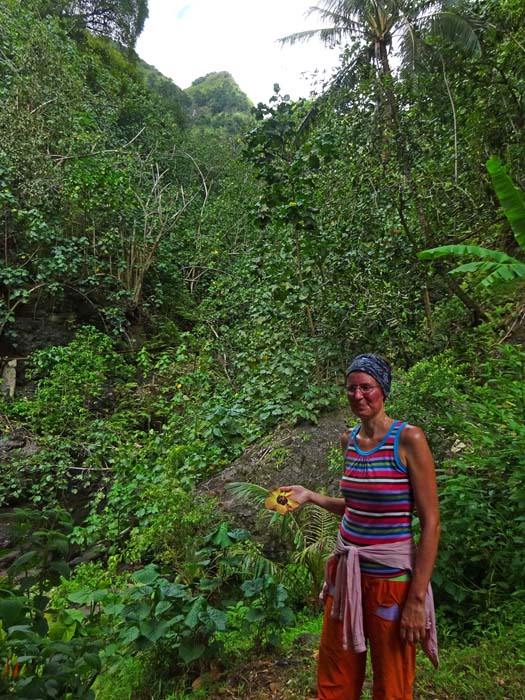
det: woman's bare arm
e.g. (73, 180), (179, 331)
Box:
(278, 431), (349, 516)
(278, 485), (345, 516)
(399, 425), (441, 644)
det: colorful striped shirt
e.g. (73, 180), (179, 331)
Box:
(339, 420), (413, 577)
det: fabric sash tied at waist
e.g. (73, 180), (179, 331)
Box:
(321, 533), (438, 668)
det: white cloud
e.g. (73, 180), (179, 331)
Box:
(136, 0), (343, 104)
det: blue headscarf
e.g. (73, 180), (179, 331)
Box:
(345, 353), (392, 398)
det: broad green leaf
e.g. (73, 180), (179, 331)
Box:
(67, 588), (96, 605)
(8, 550), (38, 569)
(47, 617), (77, 642)
(33, 594), (50, 611)
(154, 600), (172, 616)
(158, 581), (190, 600)
(481, 263), (525, 287)
(246, 608), (264, 622)
(205, 606), (227, 631)
(67, 588), (107, 605)
(486, 156), (525, 252)
(178, 638), (206, 664)
(278, 606), (295, 626)
(184, 596), (205, 630)
(450, 262), (500, 275)
(132, 564), (159, 585)
(83, 653), (102, 672)
(103, 603), (125, 616)
(227, 528), (251, 541)
(63, 608), (86, 624)
(209, 522), (233, 548)
(418, 245), (518, 263)
(241, 578), (264, 597)
(139, 618), (170, 641)
(50, 560), (71, 578)
(6, 624), (32, 636)
(0, 598), (26, 627)
(120, 625), (140, 644)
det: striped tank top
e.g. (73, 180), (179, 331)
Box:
(339, 420), (413, 577)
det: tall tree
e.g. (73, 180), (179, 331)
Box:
(36, 0), (148, 48)
(280, 0), (480, 80)
(281, 0), (484, 323)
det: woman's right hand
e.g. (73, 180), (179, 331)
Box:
(278, 485), (312, 505)
(277, 487), (345, 516)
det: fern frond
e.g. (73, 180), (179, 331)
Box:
(237, 551), (281, 580)
(299, 504), (339, 544)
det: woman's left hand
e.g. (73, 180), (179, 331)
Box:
(400, 598), (426, 645)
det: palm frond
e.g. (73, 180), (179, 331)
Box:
(306, 5), (363, 35)
(295, 46), (372, 139)
(294, 505), (338, 563)
(293, 505), (338, 591)
(298, 504), (339, 545)
(224, 481), (269, 506)
(319, 0), (378, 17)
(427, 12), (481, 56)
(278, 28), (336, 47)
(397, 22), (429, 73)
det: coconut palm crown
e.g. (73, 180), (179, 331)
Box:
(280, 0), (481, 77)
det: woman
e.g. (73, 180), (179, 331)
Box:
(281, 353), (440, 700)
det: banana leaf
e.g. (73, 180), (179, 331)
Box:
(418, 244), (519, 263)
(451, 260), (525, 286)
(486, 156), (525, 252)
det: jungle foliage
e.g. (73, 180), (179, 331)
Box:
(0, 0), (524, 698)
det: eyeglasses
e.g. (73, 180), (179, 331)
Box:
(346, 383), (380, 396)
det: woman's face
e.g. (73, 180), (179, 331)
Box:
(345, 371), (385, 419)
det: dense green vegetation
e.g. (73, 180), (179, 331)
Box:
(0, 0), (524, 698)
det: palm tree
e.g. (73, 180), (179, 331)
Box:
(280, 0), (480, 82)
(280, 0), (485, 324)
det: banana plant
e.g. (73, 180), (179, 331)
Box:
(418, 157), (525, 287)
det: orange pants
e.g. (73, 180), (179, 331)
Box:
(317, 577), (416, 700)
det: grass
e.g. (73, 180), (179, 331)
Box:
(416, 622), (525, 700)
(92, 616), (525, 700)
(203, 618), (525, 700)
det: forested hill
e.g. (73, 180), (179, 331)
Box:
(1, 1), (524, 699)
(138, 61), (253, 131)
(185, 71), (254, 132)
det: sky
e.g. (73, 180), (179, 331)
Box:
(135, 0), (343, 105)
